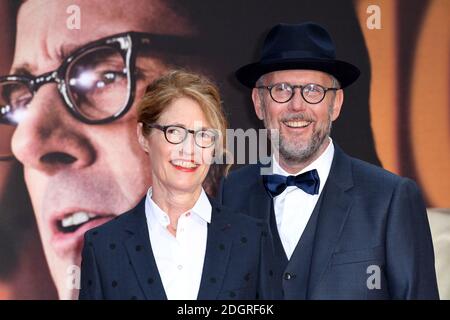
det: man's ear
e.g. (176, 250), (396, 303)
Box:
(331, 89), (344, 121)
(137, 122), (149, 153)
(252, 88), (264, 120)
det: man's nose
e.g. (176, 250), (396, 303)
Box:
(287, 87), (308, 112)
(11, 85), (96, 175)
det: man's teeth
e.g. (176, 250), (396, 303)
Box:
(285, 120), (311, 128)
(171, 160), (198, 168)
(61, 212), (97, 228)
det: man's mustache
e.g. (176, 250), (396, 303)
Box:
(281, 113), (315, 123)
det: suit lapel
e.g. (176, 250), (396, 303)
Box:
(249, 165), (273, 222)
(307, 145), (354, 296)
(249, 188), (273, 220)
(123, 198), (167, 300)
(251, 164), (288, 263)
(197, 202), (234, 299)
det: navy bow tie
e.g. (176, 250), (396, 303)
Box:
(263, 169), (320, 197)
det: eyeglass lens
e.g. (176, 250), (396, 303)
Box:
(0, 45), (131, 158)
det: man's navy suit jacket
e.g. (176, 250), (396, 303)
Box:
(219, 144), (439, 299)
(78, 197), (276, 300)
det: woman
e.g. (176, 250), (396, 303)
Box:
(78, 70), (273, 300)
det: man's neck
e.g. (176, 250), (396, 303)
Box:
(276, 138), (331, 174)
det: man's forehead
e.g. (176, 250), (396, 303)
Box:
(18, 0), (191, 32)
(12, 0), (194, 73)
(264, 69), (333, 83)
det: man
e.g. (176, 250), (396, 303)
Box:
(219, 22), (439, 299)
(0, 0), (226, 299)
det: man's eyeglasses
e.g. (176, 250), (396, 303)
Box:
(256, 83), (339, 104)
(0, 31), (195, 160)
(146, 124), (217, 148)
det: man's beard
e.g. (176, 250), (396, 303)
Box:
(266, 105), (333, 166)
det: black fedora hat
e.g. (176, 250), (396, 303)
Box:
(236, 22), (360, 88)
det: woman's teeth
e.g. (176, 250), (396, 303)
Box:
(171, 160), (199, 168)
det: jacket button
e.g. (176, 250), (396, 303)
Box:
(284, 272), (295, 280)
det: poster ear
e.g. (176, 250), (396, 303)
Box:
(136, 123), (149, 153)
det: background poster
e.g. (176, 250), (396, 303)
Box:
(0, 0), (448, 299)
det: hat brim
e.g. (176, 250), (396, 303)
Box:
(236, 58), (360, 89)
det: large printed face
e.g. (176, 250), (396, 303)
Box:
(9, 0), (195, 299)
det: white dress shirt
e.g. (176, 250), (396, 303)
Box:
(272, 138), (334, 260)
(145, 187), (211, 300)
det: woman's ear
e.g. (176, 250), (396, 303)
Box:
(137, 122), (149, 154)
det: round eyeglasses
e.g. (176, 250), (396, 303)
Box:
(147, 124), (217, 148)
(256, 82), (339, 104)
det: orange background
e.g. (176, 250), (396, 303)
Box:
(356, 0), (449, 207)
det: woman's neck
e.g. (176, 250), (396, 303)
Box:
(151, 181), (202, 233)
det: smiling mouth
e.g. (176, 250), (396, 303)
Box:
(57, 212), (114, 233)
(283, 120), (312, 128)
(170, 159), (200, 169)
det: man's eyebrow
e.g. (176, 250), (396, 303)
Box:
(10, 65), (34, 77)
(10, 43), (82, 76)
(58, 43), (82, 61)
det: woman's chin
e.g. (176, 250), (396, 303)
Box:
(166, 179), (203, 194)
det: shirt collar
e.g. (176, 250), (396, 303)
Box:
(272, 137), (335, 193)
(190, 188), (212, 223)
(145, 187), (212, 230)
